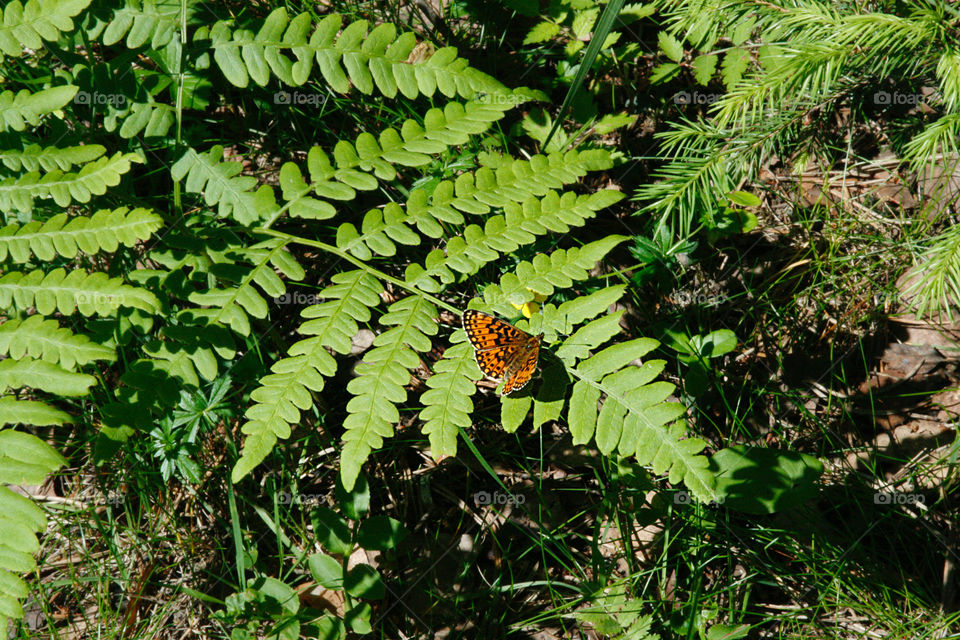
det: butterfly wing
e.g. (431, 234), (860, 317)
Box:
(501, 337), (540, 395)
(463, 309), (540, 394)
(463, 309), (528, 352)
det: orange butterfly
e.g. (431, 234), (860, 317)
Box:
(462, 309), (542, 395)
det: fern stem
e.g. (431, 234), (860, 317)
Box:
(254, 228), (458, 314)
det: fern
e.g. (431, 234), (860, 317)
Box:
(185, 238), (303, 338)
(0, 0), (90, 62)
(0, 207), (162, 262)
(207, 9), (508, 100)
(0, 315), (114, 368)
(237, 144), (629, 491)
(0, 484), (60, 630)
(171, 146), (271, 225)
(234, 269), (383, 480)
(341, 295), (437, 485)
(0, 85), (78, 133)
(0, 396), (71, 426)
(0, 268), (159, 316)
(99, 0), (181, 49)
(0, 142), (105, 172)
(0, 151), (143, 214)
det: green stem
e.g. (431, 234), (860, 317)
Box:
(253, 227), (459, 315)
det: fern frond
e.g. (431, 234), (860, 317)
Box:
(420, 341), (478, 458)
(0, 356), (96, 395)
(406, 189), (625, 289)
(0, 484), (56, 631)
(482, 235), (628, 311)
(233, 270), (383, 482)
(0, 396), (71, 426)
(0, 142), (105, 173)
(446, 236), (713, 499)
(0, 422), (68, 626)
(0, 85), (78, 133)
(101, 0), (181, 49)
(208, 9), (513, 100)
(0, 268), (160, 316)
(0, 0), (89, 62)
(0, 207), (162, 262)
(118, 101), (176, 139)
(171, 146), (276, 225)
(185, 238), (303, 337)
(0, 315), (114, 369)
(341, 295), (437, 490)
(0, 151), (142, 214)
(277, 99), (521, 224)
(569, 337), (710, 496)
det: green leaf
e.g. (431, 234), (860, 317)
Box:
(698, 329), (737, 358)
(253, 576), (299, 614)
(650, 62), (681, 84)
(593, 113), (637, 135)
(312, 508), (353, 556)
(356, 516), (408, 550)
(692, 54), (718, 85)
(308, 553), (344, 589)
(707, 623), (752, 640)
(344, 564), (385, 600)
(524, 22), (560, 45)
(658, 32), (685, 63)
(568, 381), (601, 444)
(712, 446), (823, 514)
(501, 395), (532, 432)
(0, 430), (67, 485)
(572, 9), (599, 40)
(0, 397), (71, 427)
(729, 16), (756, 46)
(345, 603), (373, 634)
(721, 47), (750, 89)
(341, 295), (437, 490)
(336, 472), (370, 520)
(727, 190), (761, 207)
(0, 358), (95, 396)
(421, 342), (478, 459)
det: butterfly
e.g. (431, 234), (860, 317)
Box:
(462, 309), (542, 395)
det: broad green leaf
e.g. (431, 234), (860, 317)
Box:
(344, 565), (385, 600)
(356, 516), (408, 550)
(308, 553), (344, 589)
(712, 446), (823, 514)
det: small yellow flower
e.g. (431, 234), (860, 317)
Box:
(511, 291), (548, 318)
